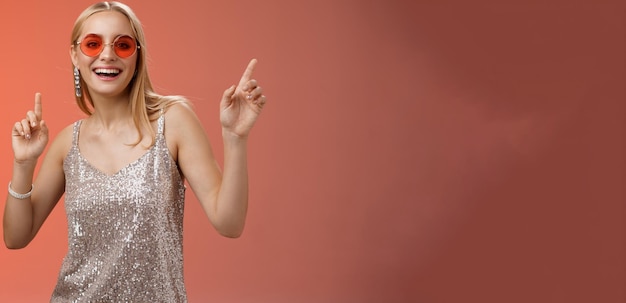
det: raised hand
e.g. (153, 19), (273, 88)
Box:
(11, 92), (49, 164)
(220, 59), (267, 138)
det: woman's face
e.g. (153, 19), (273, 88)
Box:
(71, 11), (139, 100)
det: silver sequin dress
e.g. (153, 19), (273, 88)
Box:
(51, 113), (188, 302)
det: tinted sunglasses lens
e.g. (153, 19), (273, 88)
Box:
(114, 36), (137, 58)
(79, 34), (103, 57)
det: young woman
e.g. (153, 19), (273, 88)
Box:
(3, 1), (266, 301)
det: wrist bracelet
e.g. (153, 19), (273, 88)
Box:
(8, 182), (33, 199)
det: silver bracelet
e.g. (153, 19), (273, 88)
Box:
(8, 182), (33, 199)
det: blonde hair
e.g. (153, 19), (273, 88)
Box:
(70, 1), (187, 147)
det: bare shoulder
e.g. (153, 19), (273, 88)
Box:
(163, 102), (205, 134)
(165, 101), (198, 120)
(163, 102), (210, 159)
(46, 122), (76, 163)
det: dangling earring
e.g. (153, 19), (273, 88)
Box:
(74, 66), (82, 97)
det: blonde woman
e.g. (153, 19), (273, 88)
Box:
(3, 1), (266, 301)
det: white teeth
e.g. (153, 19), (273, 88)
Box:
(94, 68), (121, 74)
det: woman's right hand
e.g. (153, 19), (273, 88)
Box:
(11, 93), (48, 164)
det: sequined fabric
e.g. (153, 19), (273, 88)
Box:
(51, 113), (187, 302)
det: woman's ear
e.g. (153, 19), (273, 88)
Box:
(70, 45), (78, 67)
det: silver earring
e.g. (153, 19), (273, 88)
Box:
(74, 66), (82, 97)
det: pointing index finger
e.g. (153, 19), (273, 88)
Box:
(34, 92), (42, 120)
(238, 58), (258, 88)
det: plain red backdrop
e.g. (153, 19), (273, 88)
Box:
(0, 0), (624, 302)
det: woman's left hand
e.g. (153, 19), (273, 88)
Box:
(220, 58), (267, 138)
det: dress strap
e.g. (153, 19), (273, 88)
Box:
(157, 108), (165, 135)
(72, 120), (82, 147)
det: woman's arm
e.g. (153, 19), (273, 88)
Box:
(166, 102), (248, 238)
(3, 94), (68, 249)
(170, 59), (266, 238)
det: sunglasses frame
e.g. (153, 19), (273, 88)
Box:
(75, 34), (140, 58)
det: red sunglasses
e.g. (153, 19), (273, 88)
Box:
(75, 34), (140, 58)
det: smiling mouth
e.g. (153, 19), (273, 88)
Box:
(94, 68), (121, 78)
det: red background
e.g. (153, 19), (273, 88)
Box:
(0, 0), (624, 302)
